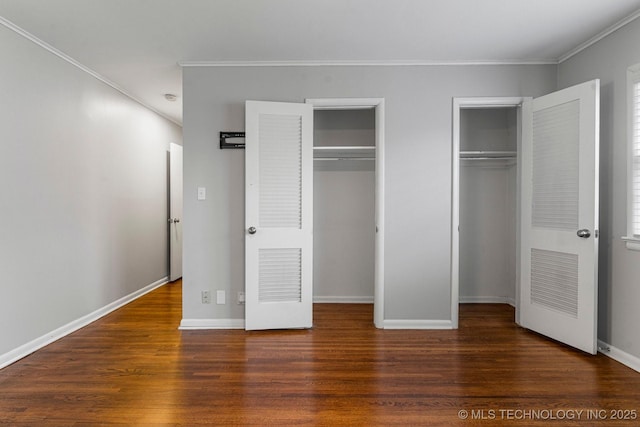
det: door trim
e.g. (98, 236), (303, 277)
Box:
(451, 97), (526, 328)
(305, 98), (386, 328)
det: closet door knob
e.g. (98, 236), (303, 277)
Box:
(248, 226), (257, 235)
(577, 229), (591, 238)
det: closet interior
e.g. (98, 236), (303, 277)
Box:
(313, 109), (376, 303)
(459, 107), (518, 306)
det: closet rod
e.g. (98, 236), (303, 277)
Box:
(460, 156), (516, 160)
(313, 146), (376, 151)
(314, 157), (375, 161)
(460, 150), (516, 159)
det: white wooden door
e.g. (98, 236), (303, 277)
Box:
(245, 100), (314, 330)
(520, 80), (599, 354)
(169, 142), (183, 281)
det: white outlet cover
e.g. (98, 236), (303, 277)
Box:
(201, 290), (211, 303)
(197, 187), (206, 200)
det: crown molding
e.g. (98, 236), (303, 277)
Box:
(559, 9), (640, 63)
(179, 59), (557, 68)
(0, 16), (181, 127)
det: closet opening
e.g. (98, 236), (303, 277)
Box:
(306, 98), (385, 327)
(451, 97), (525, 328)
(313, 109), (375, 304)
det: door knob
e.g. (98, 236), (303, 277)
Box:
(248, 226), (257, 235)
(577, 229), (591, 238)
(174, 218), (180, 223)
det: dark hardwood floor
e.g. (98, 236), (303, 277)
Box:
(1, 280), (638, 426)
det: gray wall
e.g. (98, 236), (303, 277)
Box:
(558, 18), (640, 360)
(182, 64), (556, 323)
(0, 24), (182, 359)
(460, 164), (517, 302)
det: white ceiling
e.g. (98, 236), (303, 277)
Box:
(1, 0), (640, 125)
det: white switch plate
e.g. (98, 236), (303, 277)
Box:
(216, 290), (226, 305)
(197, 187), (206, 200)
(237, 291), (245, 304)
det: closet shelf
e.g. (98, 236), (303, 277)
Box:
(314, 145), (376, 160)
(460, 150), (516, 159)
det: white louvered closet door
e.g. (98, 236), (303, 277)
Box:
(520, 80), (599, 354)
(245, 101), (313, 330)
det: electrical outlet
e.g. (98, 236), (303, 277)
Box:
(197, 187), (206, 200)
(201, 290), (211, 304)
(237, 292), (245, 304)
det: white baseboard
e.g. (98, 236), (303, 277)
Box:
(313, 296), (374, 303)
(598, 340), (640, 373)
(383, 319), (454, 329)
(180, 316), (452, 330)
(0, 277), (168, 370)
(460, 296), (516, 307)
(179, 318), (245, 330)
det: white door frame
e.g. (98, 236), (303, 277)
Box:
(305, 98), (386, 328)
(451, 97), (526, 328)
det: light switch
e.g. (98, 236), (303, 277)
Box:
(197, 187), (206, 200)
(216, 290), (226, 305)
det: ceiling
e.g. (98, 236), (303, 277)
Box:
(1, 1), (640, 126)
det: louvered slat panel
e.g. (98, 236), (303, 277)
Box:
(532, 100), (580, 230)
(531, 249), (579, 318)
(259, 114), (302, 228)
(633, 82), (640, 236)
(258, 248), (302, 302)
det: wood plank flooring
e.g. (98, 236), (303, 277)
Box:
(1, 280), (639, 426)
